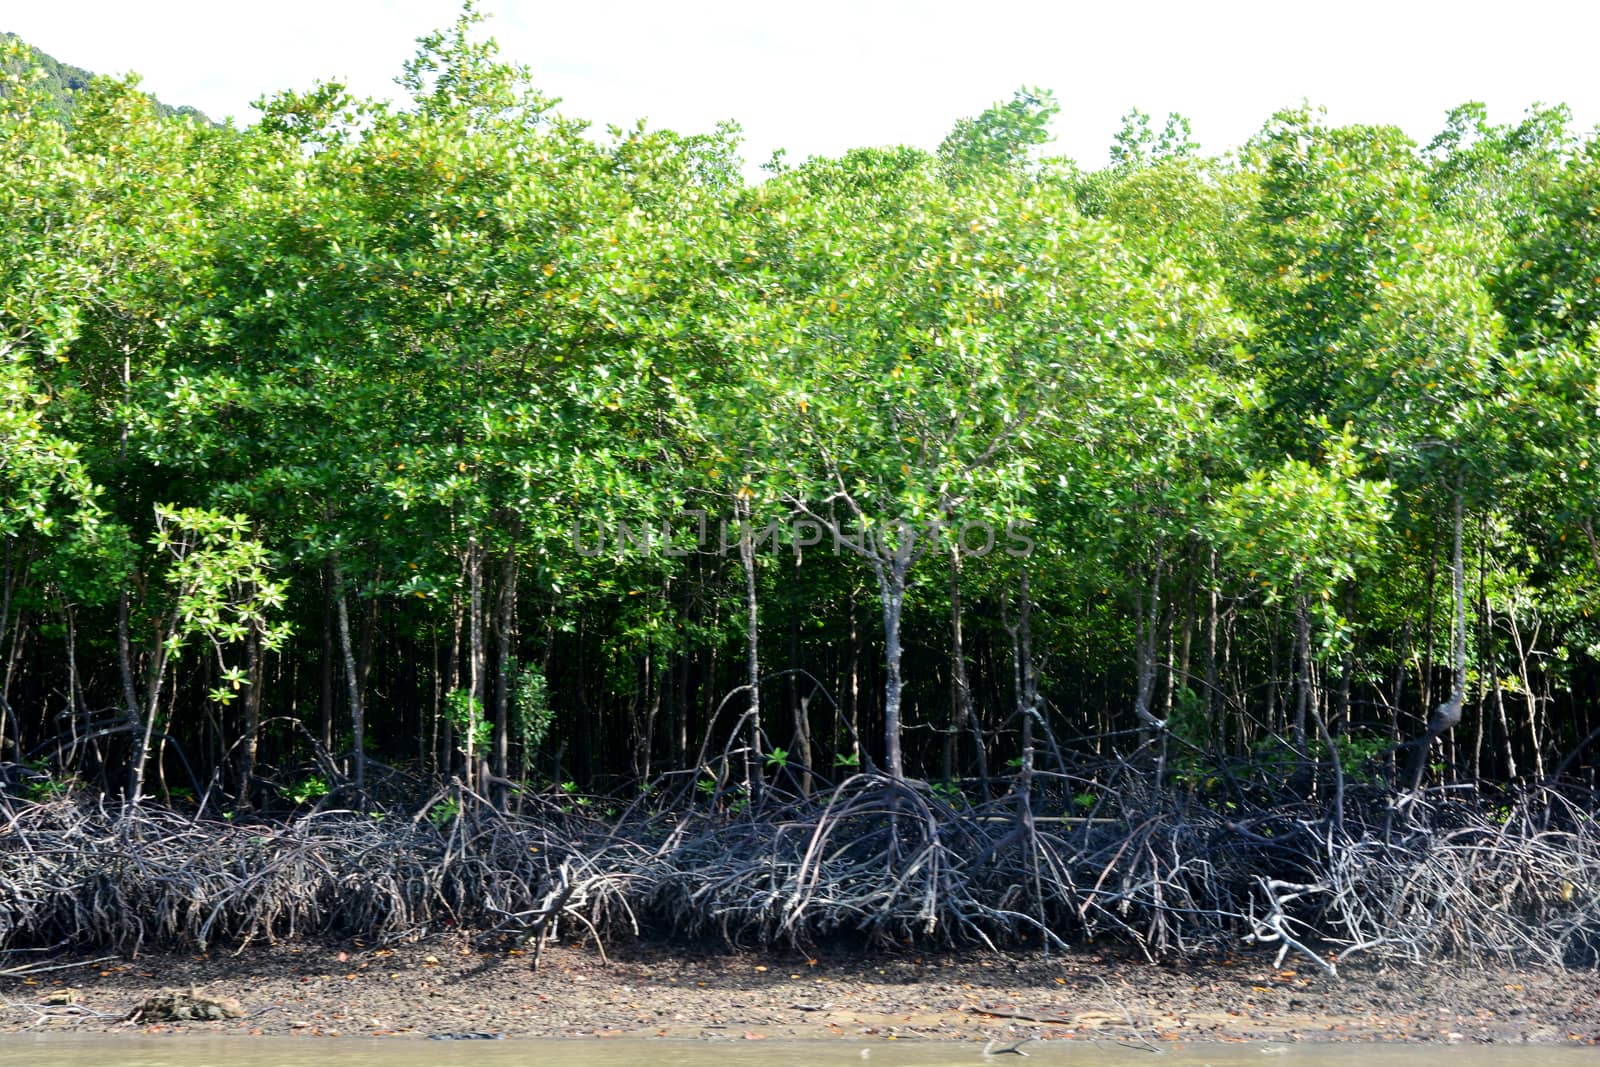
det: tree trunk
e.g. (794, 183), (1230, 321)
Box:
(736, 498), (765, 803)
(238, 622), (263, 808)
(467, 538), (485, 794)
(1203, 548), (1221, 745)
(641, 651), (660, 785)
(1330, 583), (1354, 738)
(1018, 569), (1037, 792)
(1293, 597), (1313, 754)
(127, 615), (175, 806)
(944, 545), (970, 783)
(787, 561), (810, 795)
(1, 614), (28, 762)
(1133, 552), (1166, 732)
(493, 547), (517, 807)
(356, 565), (380, 714)
(875, 555), (909, 781)
(319, 559), (335, 754)
(1508, 610), (1543, 778)
(847, 590), (861, 768)
(0, 543), (15, 761)
(1409, 489), (1467, 793)
(333, 555), (366, 795)
(117, 589), (140, 740)
(1176, 563), (1195, 712)
(60, 604), (81, 771)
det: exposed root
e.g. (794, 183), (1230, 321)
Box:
(0, 777), (1595, 969)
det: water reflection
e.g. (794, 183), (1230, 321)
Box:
(0, 1035), (1592, 1067)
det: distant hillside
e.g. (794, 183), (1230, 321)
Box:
(2, 31), (212, 123)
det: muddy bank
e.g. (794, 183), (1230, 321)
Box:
(3, 941), (1597, 1045)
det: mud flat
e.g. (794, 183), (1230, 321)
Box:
(3, 941), (1597, 1046)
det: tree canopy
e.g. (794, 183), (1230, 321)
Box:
(1, 19), (1598, 820)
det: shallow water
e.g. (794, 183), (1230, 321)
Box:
(0, 1035), (1593, 1067)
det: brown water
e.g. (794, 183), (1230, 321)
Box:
(0, 1036), (1593, 1067)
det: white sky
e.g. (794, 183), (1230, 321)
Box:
(6, 1), (1598, 175)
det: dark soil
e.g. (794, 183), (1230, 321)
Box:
(4, 940), (1598, 1045)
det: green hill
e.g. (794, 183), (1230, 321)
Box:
(2, 30), (212, 123)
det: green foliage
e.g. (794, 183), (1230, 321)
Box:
(1329, 734), (1391, 783)
(1208, 423), (1392, 645)
(428, 796), (462, 827)
(1166, 687), (1209, 749)
(1, 33), (211, 123)
(0, 12), (1597, 807)
(511, 662), (553, 758)
(1109, 108), (1199, 169)
(285, 775), (329, 806)
(0, 347), (101, 541)
(444, 688), (490, 753)
(153, 506), (290, 700)
(557, 780), (591, 814)
(938, 87), (1059, 177)
(18, 761), (73, 802)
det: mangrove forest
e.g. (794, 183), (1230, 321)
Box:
(2, 11), (1600, 972)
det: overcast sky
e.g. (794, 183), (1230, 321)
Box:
(7, 1), (1598, 174)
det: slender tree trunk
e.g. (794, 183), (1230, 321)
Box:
(356, 565), (380, 712)
(1293, 597), (1313, 754)
(1488, 612), (1517, 779)
(467, 538), (485, 794)
(1410, 489), (1467, 793)
(1388, 620), (1409, 784)
(1334, 584), (1354, 737)
(424, 629), (439, 784)
(1420, 549), (1439, 729)
(1018, 569), (1037, 790)
(1508, 611), (1543, 778)
(1472, 523), (1488, 786)
(875, 555), (909, 781)
(1163, 562), (1191, 720)
(642, 651), (660, 785)
(61, 604), (80, 771)
(1267, 612), (1283, 740)
(1133, 552), (1166, 732)
(1472, 598), (1510, 780)
(440, 592), (463, 778)
(238, 622), (263, 808)
(128, 616), (175, 806)
(320, 559), (335, 754)
(1176, 564), (1195, 711)
(787, 559), (810, 794)
(950, 550), (991, 799)
(793, 685), (814, 797)
(847, 591), (861, 768)
(1, 614), (28, 761)
(0, 543), (13, 761)
(1581, 518), (1600, 581)
(674, 614), (690, 770)
(493, 547), (517, 807)
(944, 545), (969, 783)
(117, 589), (140, 739)
(332, 554), (365, 794)
(1203, 548), (1221, 746)
(734, 498), (764, 803)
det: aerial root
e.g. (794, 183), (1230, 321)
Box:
(0, 777), (1594, 967)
